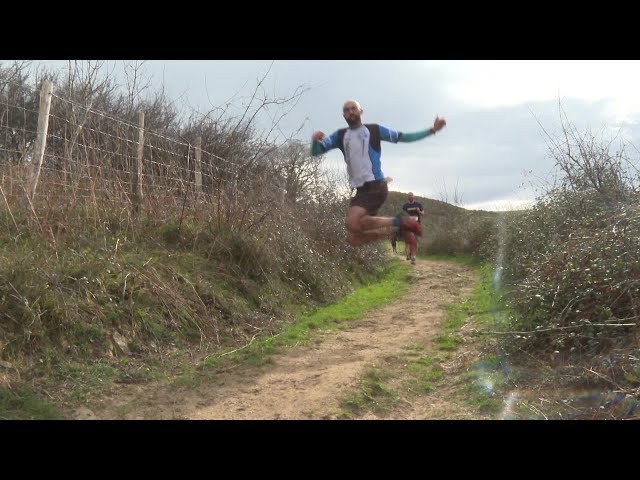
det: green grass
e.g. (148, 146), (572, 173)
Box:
(360, 259), (512, 416)
(204, 259), (412, 369)
(419, 253), (480, 266)
(435, 334), (461, 351)
(338, 257), (500, 417)
(170, 365), (205, 389)
(287, 261), (412, 338)
(402, 342), (426, 355)
(437, 262), (512, 416)
(53, 362), (118, 403)
(0, 387), (61, 420)
(340, 366), (399, 416)
(338, 350), (448, 417)
(459, 360), (507, 415)
(403, 355), (445, 394)
(429, 262), (504, 352)
(442, 262), (508, 334)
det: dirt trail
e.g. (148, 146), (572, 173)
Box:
(85, 259), (480, 420)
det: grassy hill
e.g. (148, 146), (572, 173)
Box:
(381, 191), (501, 256)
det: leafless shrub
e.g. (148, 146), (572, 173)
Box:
(501, 102), (640, 358)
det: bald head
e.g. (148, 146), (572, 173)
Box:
(342, 99), (363, 127)
(343, 99), (362, 112)
(408, 192), (414, 201)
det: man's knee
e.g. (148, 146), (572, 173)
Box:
(405, 232), (416, 248)
(347, 232), (364, 246)
(345, 217), (363, 234)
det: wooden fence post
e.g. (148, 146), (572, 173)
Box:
(195, 136), (202, 195)
(29, 80), (53, 200)
(134, 111), (145, 208)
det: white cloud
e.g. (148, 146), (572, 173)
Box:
(464, 197), (535, 212)
(444, 60), (640, 116)
(24, 60), (640, 208)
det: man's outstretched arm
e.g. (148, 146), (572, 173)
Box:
(311, 141), (325, 156)
(311, 130), (339, 156)
(384, 116), (447, 143)
(401, 116), (447, 142)
(398, 129), (434, 142)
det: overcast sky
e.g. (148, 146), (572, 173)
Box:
(32, 60), (640, 210)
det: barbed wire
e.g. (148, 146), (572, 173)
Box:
(0, 78), (273, 209)
(0, 75), (39, 90)
(52, 93), (240, 167)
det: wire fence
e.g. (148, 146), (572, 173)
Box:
(0, 77), (246, 224)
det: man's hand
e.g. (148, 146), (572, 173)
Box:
(312, 131), (326, 142)
(432, 116), (446, 133)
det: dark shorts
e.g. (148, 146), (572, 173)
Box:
(350, 180), (388, 215)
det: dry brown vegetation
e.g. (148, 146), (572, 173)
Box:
(0, 61), (387, 379)
(1, 61), (637, 419)
(485, 104), (640, 405)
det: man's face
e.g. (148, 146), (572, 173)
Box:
(342, 101), (362, 126)
(408, 194), (414, 202)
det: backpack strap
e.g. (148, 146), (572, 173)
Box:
(365, 124), (381, 152)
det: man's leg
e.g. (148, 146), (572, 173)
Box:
(346, 185), (391, 246)
(345, 207), (395, 246)
(345, 184), (422, 247)
(405, 232), (417, 264)
(405, 233), (410, 260)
